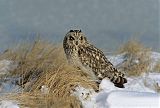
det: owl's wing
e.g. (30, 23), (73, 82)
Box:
(78, 43), (127, 88)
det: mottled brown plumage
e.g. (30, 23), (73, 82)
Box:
(63, 30), (127, 88)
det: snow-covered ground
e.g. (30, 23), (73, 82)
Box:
(0, 100), (19, 108)
(0, 60), (17, 75)
(74, 77), (160, 108)
(0, 52), (160, 108)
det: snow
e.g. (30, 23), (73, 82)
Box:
(0, 52), (160, 108)
(107, 54), (125, 66)
(74, 79), (160, 108)
(107, 91), (159, 108)
(41, 85), (49, 94)
(0, 60), (20, 95)
(148, 73), (160, 84)
(0, 100), (19, 108)
(149, 52), (160, 71)
(151, 52), (160, 61)
(0, 60), (17, 75)
(72, 86), (96, 108)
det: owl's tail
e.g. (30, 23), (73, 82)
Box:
(109, 71), (127, 88)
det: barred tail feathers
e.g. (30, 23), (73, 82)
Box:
(109, 71), (127, 88)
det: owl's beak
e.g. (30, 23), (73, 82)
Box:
(76, 41), (78, 45)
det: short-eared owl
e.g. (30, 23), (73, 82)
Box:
(63, 30), (127, 88)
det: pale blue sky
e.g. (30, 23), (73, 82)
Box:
(0, 0), (159, 52)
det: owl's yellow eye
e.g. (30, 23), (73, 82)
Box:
(69, 36), (74, 41)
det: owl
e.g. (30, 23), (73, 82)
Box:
(63, 30), (127, 88)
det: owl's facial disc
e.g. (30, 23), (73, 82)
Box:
(67, 30), (86, 47)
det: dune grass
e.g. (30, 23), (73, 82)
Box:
(0, 39), (97, 108)
(0, 92), (82, 108)
(153, 61), (160, 73)
(118, 40), (151, 76)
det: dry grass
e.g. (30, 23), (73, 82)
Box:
(0, 92), (82, 108)
(118, 40), (151, 76)
(153, 61), (160, 73)
(0, 40), (97, 108)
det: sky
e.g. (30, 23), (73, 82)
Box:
(0, 0), (159, 52)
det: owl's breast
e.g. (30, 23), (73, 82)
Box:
(65, 46), (81, 66)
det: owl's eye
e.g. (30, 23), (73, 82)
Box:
(69, 36), (74, 41)
(80, 36), (83, 40)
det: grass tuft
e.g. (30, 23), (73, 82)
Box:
(0, 93), (82, 108)
(153, 61), (160, 73)
(0, 39), (97, 107)
(118, 40), (151, 76)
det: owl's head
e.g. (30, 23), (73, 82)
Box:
(64, 30), (87, 47)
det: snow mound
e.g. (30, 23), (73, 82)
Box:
(107, 91), (160, 108)
(99, 78), (116, 91)
(75, 79), (160, 108)
(0, 100), (19, 108)
(72, 86), (96, 108)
